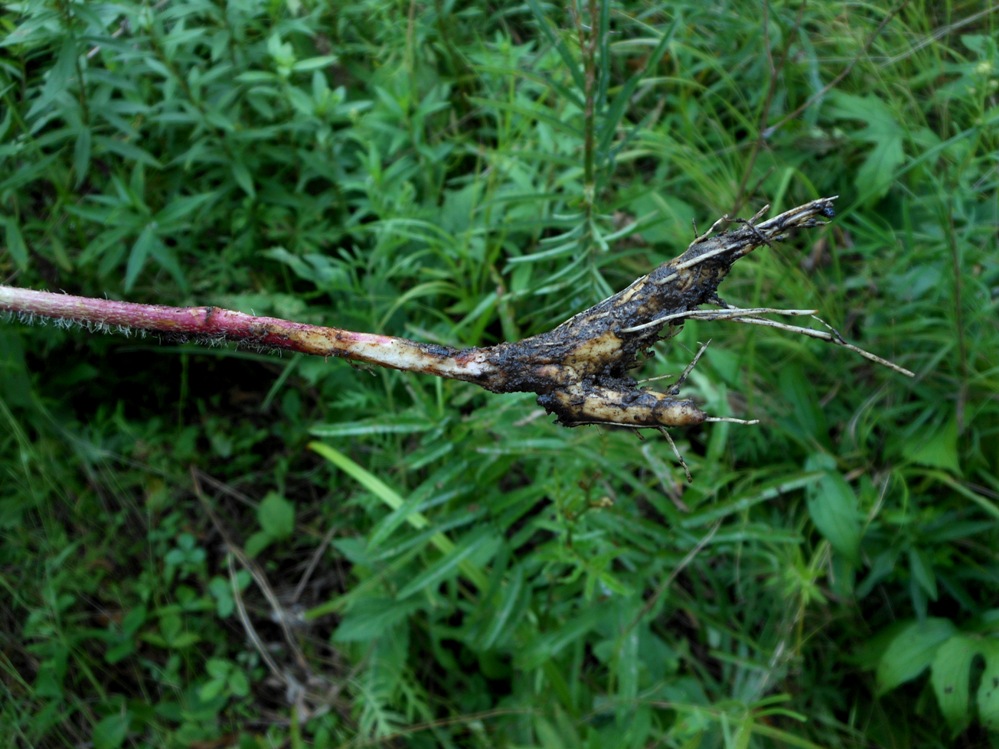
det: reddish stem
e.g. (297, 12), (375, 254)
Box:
(0, 286), (493, 382)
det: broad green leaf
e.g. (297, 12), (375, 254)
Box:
(805, 454), (862, 562)
(92, 711), (129, 749)
(902, 417), (960, 473)
(827, 91), (906, 200)
(876, 618), (957, 695)
(228, 669), (249, 697)
(257, 492), (294, 539)
(856, 137), (905, 200)
(244, 530), (272, 558)
(930, 635), (978, 734)
(205, 658), (230, 679)
(978, 640), (999, 732)
(198, 678), (226, 701)
(286, 86), (314, 116)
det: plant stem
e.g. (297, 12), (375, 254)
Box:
(1, 197), (911, 431)
(0, 286), (490, 382)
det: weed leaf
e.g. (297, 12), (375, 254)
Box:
(876, 618), (957, 695)
(257, 492), (294, 540)
(930, 634), (978, 734)
(978, 640), (999, 732)
(805, 454), (861, 562)
(902, 417), (960, 473)
(827, 91), (905, 201)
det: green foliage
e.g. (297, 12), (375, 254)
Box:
(2, 0), (998, 747)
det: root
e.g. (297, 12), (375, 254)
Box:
(0, 196), (912, 463)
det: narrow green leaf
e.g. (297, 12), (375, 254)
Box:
(876, 618), (957, 695)
(310, 412), (436, 438)
(682, 472), (824, 528)
(124, 224), (156, 291)
(468, 96), (583, 139)
(517, 605), (605, 670)
(149, 239), (188, 292)
(908, 548), (939, 601)
(0, 98), (12, 140)
(597, 20), (677, 157)
(396, 527), (499, 600)
(262, 247), (317, 281)
(153, 193), (217, 227)
(231, 160), (255, 197)
(3, 219), (29, 270)
(309, 442), (489, 590)
(595, 0), (612, 109)
(779, 367), (829, 446)
(524, 0), (586, 94)
(478, 564), (525, 650)
(291, 55), (339, 72)
(366, 462), (469, 551)
(27, 39), (78, 121)
(309, 442), (408, 515)
(235, 71), (278, 84)
(93, 135), (163, 168)
(73, 127), (91, 187)
(333, 597), (422, 642)
(0, 153), (60, 193)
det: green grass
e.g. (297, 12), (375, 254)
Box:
(1, 1), (997, 747)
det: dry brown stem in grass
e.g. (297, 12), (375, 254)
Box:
(0, 197), (912, 439)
